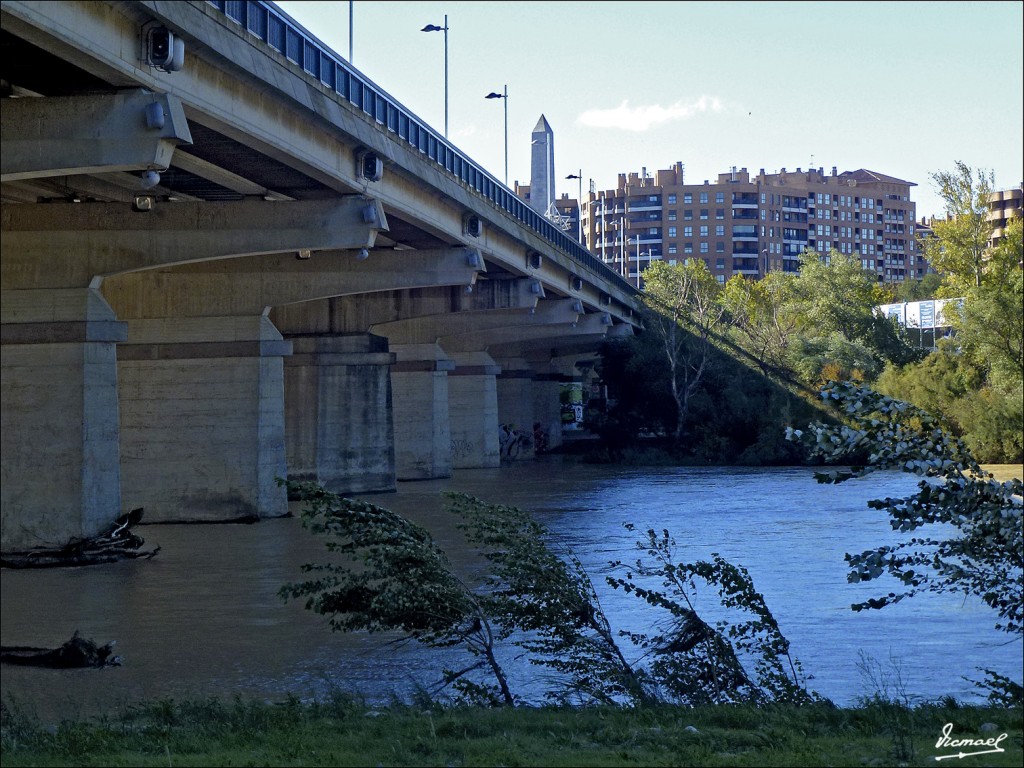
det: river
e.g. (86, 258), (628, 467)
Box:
(2, 458), (1021, 720)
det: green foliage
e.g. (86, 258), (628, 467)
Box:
(587, 335), (675, 452)
(5, 694), (1023, 768)
(954, 216), (1024, 387)
(608, 526), (821, 706)
(787, 381), (1024, 638)
(791, 250), (881, 344)
(445, 492), (648, 706)
(639, 258), (726, 446)
(720, 271), (799, 376)
(277, 480), (515, 706)
(968, 668), (1024, 707)
(784, 250), (924, 385)
(894, 272), (944, 302)
(925, 162), (995, 291)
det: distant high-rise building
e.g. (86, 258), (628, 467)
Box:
(584, 163), (923, 285)
(988, 184), (1023, 246)
(529, 115), (555, 216)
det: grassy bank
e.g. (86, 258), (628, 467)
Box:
(2, 695), (1021, 767)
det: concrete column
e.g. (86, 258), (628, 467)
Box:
(448, 351), (501, 469)
(1, 287), (127, 551)
(116, 314), (290, 523)
(284, 333), (396, 494)
(496, 358), (536, 460)
(532, 375), (569, 451)
(389, 344), (454, 480)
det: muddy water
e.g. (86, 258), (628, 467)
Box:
(2, 458), (1021, 720)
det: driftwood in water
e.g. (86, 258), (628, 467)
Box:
(0, 507), (159, 569)
(1, 631), (121, 668)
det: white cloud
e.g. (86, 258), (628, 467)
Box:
(577, 96), (725, 132)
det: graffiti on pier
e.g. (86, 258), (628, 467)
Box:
(450, 439), (474, 460)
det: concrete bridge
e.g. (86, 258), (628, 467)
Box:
(0, 0), (640, 551)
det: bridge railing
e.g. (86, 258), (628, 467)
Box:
(204, 1), (636, 294)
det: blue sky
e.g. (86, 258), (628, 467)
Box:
(275, 1), (1023, 219)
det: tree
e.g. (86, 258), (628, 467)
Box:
(895, 272), (943, 302)
(608, 525), (820, 705)
(786, 250), (923, 383)
(720, 271), (799, 377)
(924, 162), (995, 291)
(278, 481), (516, 705)
(787, 381), (1023, 639)
(955, 216), (1024, 386)
(640, 258), (726, 447)
(791, 249), (881, 344)
(446, 492), (649, 706)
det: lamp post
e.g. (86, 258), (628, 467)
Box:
(420, 15), (448, 138)
(485, 85), (508, 185)
(566, 171), (583, 242)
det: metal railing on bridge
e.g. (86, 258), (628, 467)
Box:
(205, 1), (636, 294)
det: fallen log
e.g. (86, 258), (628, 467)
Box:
(1, 508), (159, 569)
(1, 631), (120, 668)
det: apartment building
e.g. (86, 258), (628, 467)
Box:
(988, 184), (1023, 246)
(582, 163), (923, 285)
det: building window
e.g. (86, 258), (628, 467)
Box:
(699, 192), (708, 203)
(683, 226), (693, 237)
(716, 258), (725, 269)
(715, 192), (725, 203)
(700, 209), (709, 220)
(668, 211), (677, 221)
(684, 243), (693, 253)
(699, 225), (708, 237)
(715, 225), (725, 236)
(667, 193), (676, 204)
(716, 242), (725, 253)
(683, 193), (693, 204)
(684, 210), (693, 220)
(668, 226), (677, 237)
(668, 244), (677, 254)
(716, 208), (725, 219)
(700, 242), (709, 253)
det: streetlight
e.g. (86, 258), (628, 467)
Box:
(566, 171), (583, 242)
(485, 85), (508, 186)
(420, 15), (448, 138)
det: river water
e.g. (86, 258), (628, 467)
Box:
(2, 458), (1021, 720)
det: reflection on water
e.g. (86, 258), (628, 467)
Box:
(2, 458), (1021, 721)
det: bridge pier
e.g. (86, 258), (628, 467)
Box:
(0, 287), (126, 550)
(448, 352), (501, 469)
(284, 333), (396, 494)
(496, 361), (537, 459)
(116, 314), (290, 522)
(389, 343), (454, 480)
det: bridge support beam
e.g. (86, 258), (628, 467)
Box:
(0, 89), (192, 182)
(1, 287), (126, 551)
(284, 333), (396, 494)
(116, 314), (290, 523)
(389, 344), (454, 480)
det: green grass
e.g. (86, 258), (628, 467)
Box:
(2, 694), (1022, 767)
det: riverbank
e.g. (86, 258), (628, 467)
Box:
(1, 695), (1021, 767)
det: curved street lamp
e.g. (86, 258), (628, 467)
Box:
(420, 15), (449, 138)
(485, 85), (508, 185)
